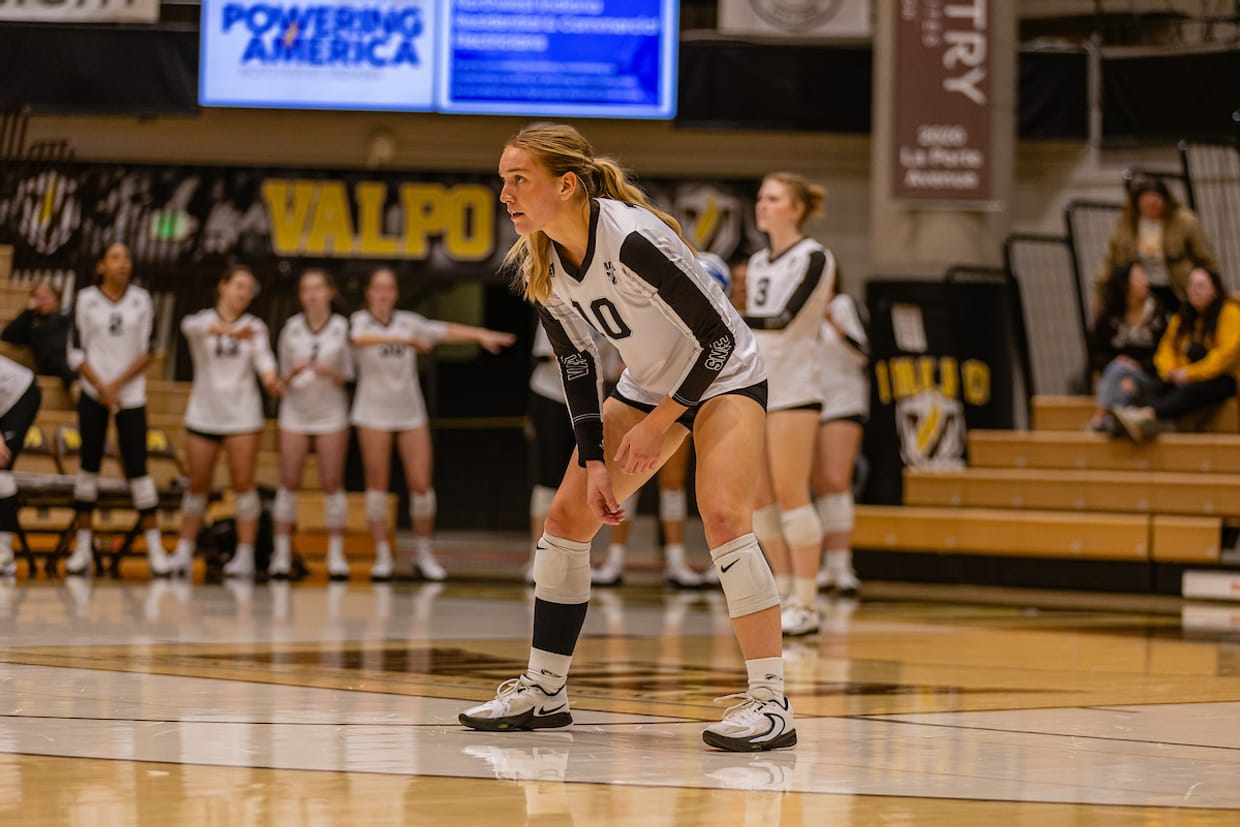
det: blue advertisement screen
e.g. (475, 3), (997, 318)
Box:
(437, 0), (678, 118)
(200, 0), (679, 118)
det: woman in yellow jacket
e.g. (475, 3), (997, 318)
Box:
(1112, 267), (1240, 442)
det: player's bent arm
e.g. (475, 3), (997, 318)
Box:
(537, 301), (605, 466)
(438, 323), (516, 354)
(350, 332), (406, 348)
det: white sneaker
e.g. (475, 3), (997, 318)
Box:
(664, 562), (704, 589)
(414, 551), (447, 582)
(370, 555), (392, 581)
(64, 543), (93, 577)
(702, 688), (796, 752)
(590, 559), (624, 587)
(167, 545), (194, 577)
(831, 568), (861, 597)
(458, 674), (573, 732)
(267, 545), (291, 579)
(148, 546), (172, 578)
(0, 547), (15, 578)
(326, 549), (350, 581)
(701, 565), (720, 586)
(781, 599), (819, 637)
(222, 549), (254, 579)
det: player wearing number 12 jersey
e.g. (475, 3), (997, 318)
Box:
(459, 122), (795, 752)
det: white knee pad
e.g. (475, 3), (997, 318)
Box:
(129, 475), (158, 512)
(411, 489), (436, 520)
(532, 532), (592, 604)
(817, 491), (854, 534)
(235, 489), (261, 521)
(530, 485), (556, 520)
(273, 488), (298, 524)
(0, 471), (16, 500)
(752, 504), (782, 546)
(324, 490), (347, 529)
(74, 472), (99, 504)
(710, 533), (781, 618)
(659, 488), (687, 523)
(365, 489), (389, 522)
(181, 491), (207, 517)
(781, 503), (823, 548)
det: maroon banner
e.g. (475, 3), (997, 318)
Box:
(892, 0), (992, 204)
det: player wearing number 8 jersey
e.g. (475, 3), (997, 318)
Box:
(459, 122), (795, 752)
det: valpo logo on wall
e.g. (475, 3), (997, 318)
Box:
(199, 0), (437, 110)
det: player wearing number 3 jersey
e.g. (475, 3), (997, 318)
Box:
(459, 122), (795, 752)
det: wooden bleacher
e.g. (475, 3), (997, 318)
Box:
(855, 394), (1240, 580)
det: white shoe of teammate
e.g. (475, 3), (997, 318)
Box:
(267, 545), (291, 579)
(590, 559), (624, 587)
(326, 547), (350, 581)
(167, 544), (194, 577)
(414, 551), (447, 582)
(458, 674), (573, 732)
(702, 687), (796, 752)
(0, 547), (15, 578)
(222, 547), (254, 578)
(664, 562), (704, 589)
(370, 554), (392, 581)
(64, 543), (93, 577)
(780, 598), (819, 637)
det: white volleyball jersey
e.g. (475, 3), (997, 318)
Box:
(181, 309), (277, 434)
(820, 294), (871, 421)
(277, 312), (353, 434)
(349, 309), (448, 431)
(537, 198), (765, 463)
(744, 238), (835, 410)
(0, 354), (34, 417)
(70, 284), (155, 410)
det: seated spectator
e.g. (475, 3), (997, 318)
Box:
(1, 281), (75, 388)
(1112, 267), (1239, 442)
(1086, 263), (1168, 433)
(1094, 174), (1219, 315)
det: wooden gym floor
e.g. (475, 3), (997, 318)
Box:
(1, 540), (1238, 825)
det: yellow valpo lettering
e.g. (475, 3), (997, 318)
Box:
(262, 180), (316, 255)
(401, 183), (447, 258)
(356, 182), (399, 256)
(443, 185), (494, 261)
(305, 181), (354, 256)
(962, 360), (991, 405)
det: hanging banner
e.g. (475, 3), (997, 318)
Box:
(892, 0), (992, 204)
(717, 0), (870, 37)
(0, 0), (158, 22)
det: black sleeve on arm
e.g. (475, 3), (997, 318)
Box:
(536, 305), (605, 466)
(742, 250), (827, 330)
(1, 310), (32, 345)
(619, 232), (735, 406)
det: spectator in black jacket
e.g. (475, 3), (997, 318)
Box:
(1086, 263), (1168, 433)
(1, 282), (75, 389)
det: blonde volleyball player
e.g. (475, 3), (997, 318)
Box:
(351, 268), (515, 581)
(813, 281), (869, 596)
(169, 266), (281, 578)
(270, 268), (353, 579)
(64, 242), (169, 577)
(459, 123), (794, 752)
(742, 173), (835, 637)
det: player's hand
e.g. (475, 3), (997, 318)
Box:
(232, 324), (257, 341)
(408, 337), (434, 353)
(97, 383), (120, 412)
(585, 461), (624, 525)
(615, 418), (664, 476)
(0, 441), (11, 467)
(263, 375), (284, 397)
(477, 330), (517, 355)
(289, 361), (309, 376)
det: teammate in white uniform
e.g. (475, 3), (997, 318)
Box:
(64, 242), (168, 577)
(460, 123), (794, 752)
(169, 265), (280, 578)
(271, 269), (353, 579)
(350, 268), (515, 581)
(742, 173), (836, 637)
(0, 355), (41, 576)
(813, 286), (869, 596)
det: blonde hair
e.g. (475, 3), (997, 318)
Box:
(764, 172), (826, 228)
(501, 122), (689, 304)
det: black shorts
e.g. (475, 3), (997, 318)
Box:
(186, 427), (226, 444)
(528, 393), (576, 489)
(611, 381), (769, 432)
(78, 394), (148, 478)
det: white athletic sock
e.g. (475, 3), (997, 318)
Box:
(746, 657), (785, 699)
(174, 537), (194, 559)
(606, 543), (625, 568)
(274, 534), (291, 560)
(664, 543), (687, 569)
(826, 549), (852, 574)
(374, 540), (392, 563)
(327, 533), (343, 559)
(144, 528), (165, 558)
(233, 543), (254, 565)
(774, 573), (793, 600)
(527, 648), (572, 691)
(793, 577), (817, 608)
(75, 528), (92, 552)
(414, 536), (434, 559)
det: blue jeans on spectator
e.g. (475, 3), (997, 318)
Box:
(1097, 359), (1159, 408)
